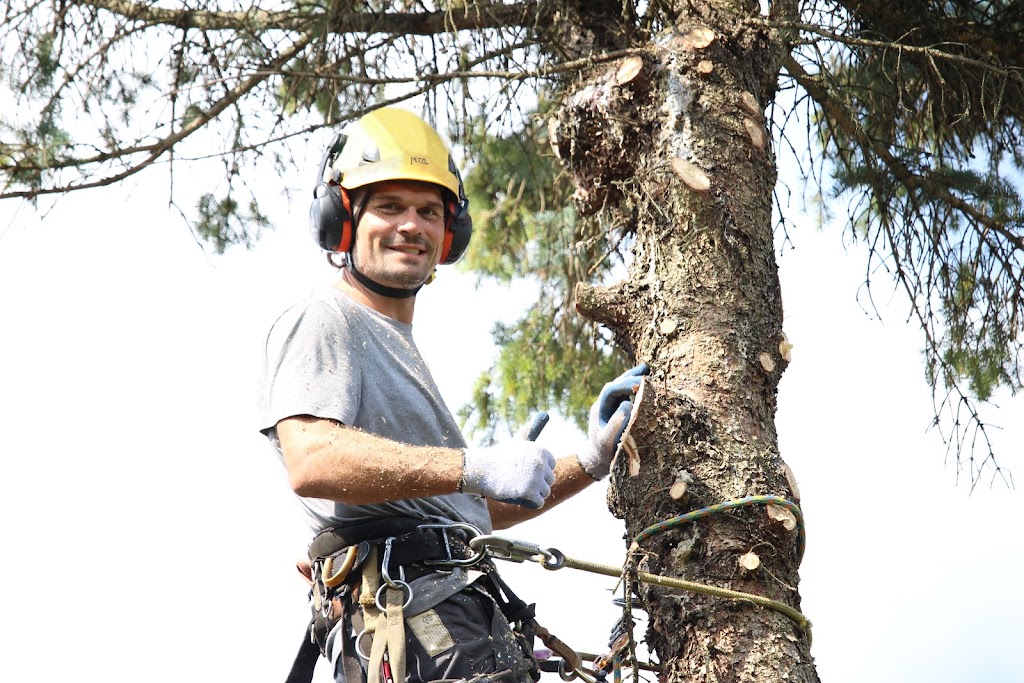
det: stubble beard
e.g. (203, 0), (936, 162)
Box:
(352, 240), (433, 289)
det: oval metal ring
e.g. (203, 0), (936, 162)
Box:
(375, 580), (414, 613)
(354, 628), (373, 660)
(542, 548), (566, 570)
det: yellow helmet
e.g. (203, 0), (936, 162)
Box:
(331, 107), (462, 197)
(310, 107), (472, 266)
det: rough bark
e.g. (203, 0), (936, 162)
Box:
(561, 1), (818, 680)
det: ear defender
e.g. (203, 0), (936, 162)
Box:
(308, 133), (354, 253)
(440, 156), (472, 265)
(441, 196), (472, 265)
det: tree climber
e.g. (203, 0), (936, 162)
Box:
(258, 107), (647, 683)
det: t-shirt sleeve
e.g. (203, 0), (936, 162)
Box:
(258, 298), (361, 434)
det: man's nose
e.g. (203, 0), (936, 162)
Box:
(396, 208), (427, 232)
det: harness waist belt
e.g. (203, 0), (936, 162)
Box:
(309, 517), (479, 570)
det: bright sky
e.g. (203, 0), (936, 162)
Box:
(1, 147), (1022, 683)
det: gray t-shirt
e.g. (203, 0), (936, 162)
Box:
(258, 285), (492, 537)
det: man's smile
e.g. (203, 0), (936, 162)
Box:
(384, 240), (429, 256)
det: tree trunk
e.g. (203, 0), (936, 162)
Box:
(561, 1), (819, 680)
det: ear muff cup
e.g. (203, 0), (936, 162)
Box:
(441, 198), (472, 265)
(308, 182), (354, 253)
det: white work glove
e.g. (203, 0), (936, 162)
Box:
(577, 364), (650, 480)
(461, 441), (556, 509)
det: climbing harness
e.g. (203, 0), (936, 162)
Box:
(288, 496), (810, 683)
(287, 518), (540, 683)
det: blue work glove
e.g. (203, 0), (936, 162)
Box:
(461, 426), (557, 509)
(577, 364), (650, 480)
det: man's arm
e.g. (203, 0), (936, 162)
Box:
(277, 414), (557, 509)
(277, 415), (463, 504)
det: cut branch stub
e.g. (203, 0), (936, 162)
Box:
(669, 470), (694, 500)
(574, 281), (629, 326)
(677, 26), (716, 50)
(781, 461), (801, 501)
(767, 503), (798, 531)
(779, 333), (793, 362)
(671, 157), (711, 192)
(615, 55), (645, 86)
(744, 117), (766, 149)
(738, 551), (761, 572)
(739, 91), (761, 119)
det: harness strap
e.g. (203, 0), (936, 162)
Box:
(311, 519), (477, 571)
(284, 621), (320, 683)
(367, 586), (408, 683)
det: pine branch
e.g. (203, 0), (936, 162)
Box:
(1, 29), (315, 198)
(71, 0), (551, 35)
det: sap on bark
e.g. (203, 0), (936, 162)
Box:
(659, 318), (679, 335)
(696, 60), (714, 75)
(758, 352), (775, 373)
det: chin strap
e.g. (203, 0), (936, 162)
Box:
(345, 254), (422, 299)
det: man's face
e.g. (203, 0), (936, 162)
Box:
(351, 181), (447, 290)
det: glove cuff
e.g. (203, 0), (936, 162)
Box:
(576, 443), (609, 481)
(457, 449), (468, 493)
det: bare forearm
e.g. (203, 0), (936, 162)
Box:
(488, 454), (595, 529)
(277, 415), (463, 504)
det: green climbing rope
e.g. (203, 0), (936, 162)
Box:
(634, 495), (806, 563)
(556, 553), (812, 636)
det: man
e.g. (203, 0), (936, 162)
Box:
(259, 108), (646, 683)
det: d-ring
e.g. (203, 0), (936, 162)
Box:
(355, 628), (373, 660)
(375, 580), (414, 612)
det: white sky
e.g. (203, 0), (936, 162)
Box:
(1, 147), (1022, 683)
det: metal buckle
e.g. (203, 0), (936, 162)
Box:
(417, 522), (486, 566)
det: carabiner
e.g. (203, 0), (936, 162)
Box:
(323, 545), (358, 588)
(381, 537), (406, 588)
(469, 534), (558, 564)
